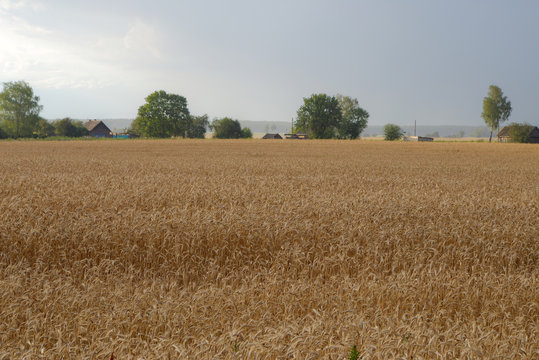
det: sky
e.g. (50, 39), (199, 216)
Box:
(1, 0), (538, 126)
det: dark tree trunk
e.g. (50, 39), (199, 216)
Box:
(489, 130), (493, 142)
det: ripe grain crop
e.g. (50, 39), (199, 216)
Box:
(0, 139), (537, 359)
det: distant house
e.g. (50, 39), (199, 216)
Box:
(262, 133), (283, 139)
(497, 125), (539, 143)
(84, 120), (112, 138)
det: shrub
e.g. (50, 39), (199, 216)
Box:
(507, 123), (533, 143)
(383, 123), (403, 141)
(54, 118), (89, 137)
(211, 117), (252, 139)
(348, 345), (360, 360)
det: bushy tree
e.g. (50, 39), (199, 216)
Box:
(210, 117), (251, 138)
(336, 95), (369, 139)
(481, 85), (512, 142)
(0, 125), (7, 139)
(131, 90), (191, 138)
(188, 114), (209, 138)
(0, 81), (43, 138)
(35, 117), (55, 138)
(296, 94), (342, 138)
(54, 118), (89, 137)
(507, 123), (533, 143)
(295, 94), (369, 139)
(384, 123), (403, 141)
(241, 127), (253, 139)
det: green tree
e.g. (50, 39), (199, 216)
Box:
(131, 90), (191, 138)
(210, 117), (251, 138)
(54, 118), (89, 137)
(384, 123), (403, 141)
(481, 85), (512, 142)
(0, 81), (43, 138)
(241, 127), (253, 138)
(508, 123), (533, 143)
(188, 114), (209, 138)
(0, 125), (7, 139)
(296, 94), (342, 139)
(336, 95), (369, 139)
(35, 117), (55, 138)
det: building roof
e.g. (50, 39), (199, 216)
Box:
(84, 120), (111, 132)
(262, 133), (282, 139)
(497, 126), (511, 137)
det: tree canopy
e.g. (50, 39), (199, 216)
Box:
(296, 94), (342, 139)
(188, 114), (209, 139)
(54, 118), (89, 137)
(507, 123), (533, 143)
(295, 94), (368, 139)
(210, 117), (251, 138)
(36, 117), (56, 138)
(131, 90), (191, 138)
(481, 85), (512, 142)
(336, 94), (369, 139)
(383, 123), (403, 141)
(0, 81), (43, 138)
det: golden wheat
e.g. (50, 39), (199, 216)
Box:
(0, 139), (537, 359)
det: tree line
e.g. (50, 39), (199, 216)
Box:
(130, 91), (368, 139)
(0, 81), (89, 139)
(0, 81), (534, 142)
(129, 90), (252, 139)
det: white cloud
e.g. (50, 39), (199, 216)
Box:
(123, 20), (162, 59)
(0, 0), (44, 11)
(0, 6), (164, 89)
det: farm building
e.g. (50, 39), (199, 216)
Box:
(262, 133), (283, 139)
(403, 135), (433, 142)
(284, 133), (309, 139)
(497, 125), (539, 143)
(84, 120), (112, 138)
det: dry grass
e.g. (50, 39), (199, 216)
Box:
(0, 139), (537, 359)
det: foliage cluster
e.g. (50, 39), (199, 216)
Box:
(0, 81), (91, 139)
(295, 94), (369, 139)
(507, 123), (534, 143)
(131, 91), (192, 138)
(210, 117), (252, 138)
(383, 123), (403, 140)
(481, 85), (512, 142)
(53, 118), (89, 137)
(0, 81), (43, 138)
(130, 91), (239, 139)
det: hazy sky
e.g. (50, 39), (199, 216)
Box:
(1, 0), (538, 126)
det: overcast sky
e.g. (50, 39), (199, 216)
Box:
(1, 0), (538, 126)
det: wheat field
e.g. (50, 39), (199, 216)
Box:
(0, 139), (537, 359)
